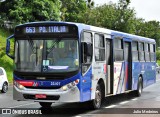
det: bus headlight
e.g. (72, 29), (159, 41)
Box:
(62, 85), (68, 91)
(19, 84), (25, 90)
(14, 80), (25, 90)
(61, 79), (79, 91)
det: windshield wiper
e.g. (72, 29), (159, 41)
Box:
(27, 36), (36, 53)
(47, 39), (62, 55)
(27, 36), (38, 65)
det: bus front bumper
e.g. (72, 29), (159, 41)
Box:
(13, 85), (80, 103)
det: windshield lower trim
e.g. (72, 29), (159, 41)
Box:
(14, 70), (79, 80)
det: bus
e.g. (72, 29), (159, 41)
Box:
(6, 21), (156, 109)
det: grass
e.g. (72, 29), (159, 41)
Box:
(157, 60), (160, 65)
(0, 28), (13, 83)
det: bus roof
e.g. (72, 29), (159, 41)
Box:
(80, 24), (155, 43)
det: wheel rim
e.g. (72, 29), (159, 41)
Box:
(94, 87), (101, 108)
(3, 83), (8, 92)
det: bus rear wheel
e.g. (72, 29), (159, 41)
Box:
(135, 77), (143, 97)
(39, 102), (52, 108)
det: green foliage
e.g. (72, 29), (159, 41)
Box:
(156, 50), (160, 61)
(80, 1), (136, 34)
(157, 60), (160, 65)
(134, 20), (160, 47)
(0, 29), (13, 82)
(60, 0), (87, 22)
(114, 0), (136, 33)
(0, 0), (61, 26)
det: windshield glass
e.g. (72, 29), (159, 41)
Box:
(14, 38), (79, 73)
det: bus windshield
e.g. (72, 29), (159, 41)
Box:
(14, 38), (79, 73)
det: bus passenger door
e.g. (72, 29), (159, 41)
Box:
(106, 39), (112, 95)
(124, 42), (132, 91)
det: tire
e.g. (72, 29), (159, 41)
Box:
(90, 84), (102, 109)
(39, 102), (52, 108)
(1, 82), (8, 93)
(135, 77), (143, 97)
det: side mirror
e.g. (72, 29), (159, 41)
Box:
(81, 42), (93, 63)
(6, 34), (14, 59)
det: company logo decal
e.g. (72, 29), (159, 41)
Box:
(32, 82), (39, 87)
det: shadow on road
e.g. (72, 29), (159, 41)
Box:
(12, 92), (137, 116)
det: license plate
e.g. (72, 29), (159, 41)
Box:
(35, 94), (46, 99)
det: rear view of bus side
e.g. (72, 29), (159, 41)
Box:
(6, 22), (156, 109)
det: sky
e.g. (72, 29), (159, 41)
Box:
(94, 0), (160, 21)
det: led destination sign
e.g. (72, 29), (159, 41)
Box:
(24, 26), (69, 34)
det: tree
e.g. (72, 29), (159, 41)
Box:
(60, 0), (87, 22)
(113, 0), (136, 33)
(135, 20), (160, 47)
(0, 0), (61, 27)
(80, 0), (136, 33)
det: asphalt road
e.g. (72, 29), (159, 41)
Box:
(0, 74), (160, 117)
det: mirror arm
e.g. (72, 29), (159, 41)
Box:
(6, 34), (14, 59)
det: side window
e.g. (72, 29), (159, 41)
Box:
(150, 44), (156, 61)
(82, 32), (93, 74)
(114, 38), (124, 61)
(83, 32), (92, 43)
(83, 32), (92, 63)
(139, 42), (145, 61)
(94, 34), (105, 61)
(0, 68), (4, 76)
(145, 43), (150, 61)
(124, 42), (130, 61)
(132, 41), (139, 61)
(150, 44), (154, 52)
(106, 39), (111, 65)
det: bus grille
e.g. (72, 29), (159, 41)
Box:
(23, 94), (60, 100)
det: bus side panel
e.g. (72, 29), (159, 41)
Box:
(132, 62), (156, 90)
(91, 62), (106, 98)
(80, 67), (92, 102)
(114, 62), (125, 94)
(144, 62), (156, 87)
(132, 62), (140, 90)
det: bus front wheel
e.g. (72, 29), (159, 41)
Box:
(39, 102), (52, 108)
(91, 84), (102, 109)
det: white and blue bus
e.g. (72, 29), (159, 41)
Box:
(6, 21), (156, 109)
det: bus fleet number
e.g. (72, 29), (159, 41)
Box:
(51, 82), (61, 86)
(26, 27), (36, 33)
